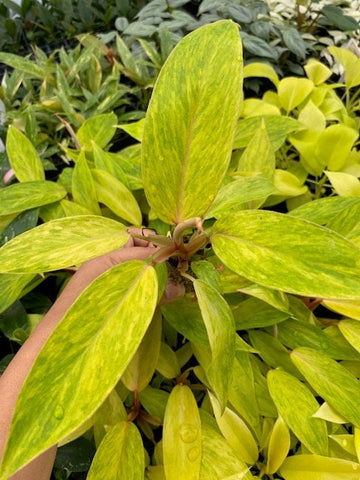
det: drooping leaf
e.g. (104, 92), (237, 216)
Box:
(72, 150), (101, 215)
(0, 52), (52, 81)
(194, 280), (235, 410)
(316, 125), (358, 171)
(280, 454), (360, 480)
(92, 169), (142, 225)
(87, 422), (144, 480)
(0, 216), (129, 273)
(291, 347), (360, 427)
(212, 210), (360, 300)
(163, 384), (202, 480)
(266, 415), (290, 474)
(277, 77), (314, 112)
(0, 181), (66, 216)
(6, 126), (45, 182)
(0, 261), (157, 478)
(267, 369), (328, 455)
(244, 62), (279, 86)
(209, 393), (258, 464)
(0, 208), (39, 246)
(142, 20), (243, 224)
(76, 113), (117, 149)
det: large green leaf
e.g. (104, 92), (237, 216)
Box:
(280, 454), (360, 480)
(6, 126), (45, 182)
(0, 261), (157, 478)
(0, 216), (129, 273)
(267, 369), (328, 455)
(76, 113), (117, 149)
(163, 384), (202, 480)
(212, 210), (360, 300)
(291, 347), (360, 427)
(194, 280), (235, 410)
(87, 421), (144, 480)
(0, 181), (66, 216)
(142, 20), (243, 224)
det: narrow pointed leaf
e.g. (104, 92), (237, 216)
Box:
(92, 169), (142, 225)
(6, 125), (45, 182)
(72, 150), (101, 215)
(266, 415), (290, 474)
(280, 454), (360, 480)
(163, 384), (202, 480)
(0, 216), (129, 273)
(194, 280), (235, 410)
(0, 273), (35, 313)
(212, 210), (360, 300)
(77, 113), (117, 149)
(87, 421), (144, 480)
(291, 347), (360, 427)
(0, 181), (67, 216)
(142, 20), (243, 224)
(0, 261), (157, 478)
(267, 369), (328, 455)
(339, 319), (360, 353)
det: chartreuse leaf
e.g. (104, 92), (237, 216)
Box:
(163, 384), (202, 480)
(267, 369), (328, 455)
(156, 342), (181, 379)
(92, 169), (142, 225)
(325, 172), (360, 197)
(326, 201), (360, 245)
(200, 411), (253, 479)
(204, 176), (275, 219)
(212, 210), (360, 300)
(0, 216), (129, 273)
(289, 196), (360, 225)
(277, 77), (314, 112)
(87, 421), (144, 480)
(118, 118), (145, 141)
(209, 393), (258, 464)
(77, 113), (117, 149)
(324, 299), (360, 320)
(92, 142), (129, 187)
(313, 402), (347, 424)
(291, 347), (360, 427)
(93, 390), (127, 447)
(0, 274), (35, 314)
(316, 125), (358, 171)
(6, 125), (45, 182)
(142, 20), (243, 224)
(328, 46), (360, 90)
(280, 454), (360, 480)
(0, 181), (66, 216)
(122, 309), (162, 392)
(0, 261), (157, 478)
(339, 320), (360, 353)
(266, 415), (290, 474)
(244, 62), (279, 86)
(304, 59), (332, 85)
(72, 150), (101, 215)
(194, 280), (235, 410)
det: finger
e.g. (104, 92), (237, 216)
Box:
(127, 227), (157, 247)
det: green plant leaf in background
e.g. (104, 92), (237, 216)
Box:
(76, 112), (117, 149)
(291, 347), (360, 427)
(163, 384), (202, 480)
(0, 274), (35, 314)
(267, 369), (328, 455)
(194, 279), (235, 410)
(339, 319), (360, 353)
(6, 125), (45, 182)
(212, 210), (360, 300)
(142, 20), (243, 224)
(87, 421), (144, 480)
(72, 150), (101, 215)
(0, 181), (67, 216)
(0, 216), (129, 273)
(0, 260), (157, 478)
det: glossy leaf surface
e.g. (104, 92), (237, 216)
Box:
(72, 150), (101, 215)
(280, 454), (360, 479)
(212, 210), (360, 299)
(291, 347), (360, 427)
(0, 261), (157, 478)
(6, 125), (45, 182)
(194, 280), (235, 410)
(268, 369), (328, 455)
(142, 20), (243, 224)
(163, 384), (201, 480)
(0, 216), (129, 273)
(87, 421), (144, 480)
(266, 416), (290, 474)
(77, 113), (117, 149)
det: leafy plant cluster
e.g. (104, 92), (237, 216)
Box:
(1, 19), (360, 480)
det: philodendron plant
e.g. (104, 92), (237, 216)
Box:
(1, 19), (360, 480)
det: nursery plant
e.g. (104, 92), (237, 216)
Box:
(1, 19), (360, 480)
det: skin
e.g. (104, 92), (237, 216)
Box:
(0, 228), (183, 480)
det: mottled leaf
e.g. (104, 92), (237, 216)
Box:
(77, 113), (117, 149)
(280, 454), (360, 480)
